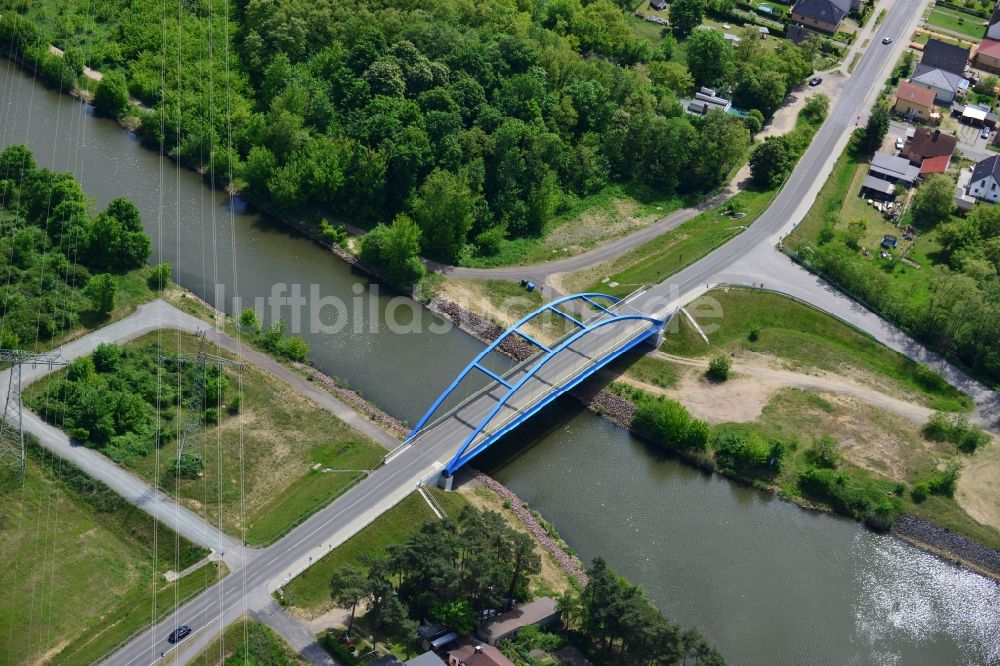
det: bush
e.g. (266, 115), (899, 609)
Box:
(319, 218), (348, 246)
(148, 262), (172, 290)
(228, 392), (243, 414)
(170, 452), (204, 479)
(712, 431), (782, 473)
(922, 461), (962, 498)
(706, 354), (731, 381)
(808, 434), (841, 469)
(922, 412), (990, 453)
(910, 482), (929, 503)
(280, 336), (310, 362)
(318, 630), (363, 666)
(797, 466), (898, 520)
(92, 343), (122, 373)
(239, 307), (262, 334)
(632, 397), (710, 452)
(93, 71), (130, 118)
(748, 324), (761, 342)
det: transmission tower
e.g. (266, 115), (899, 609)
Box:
(0, 349), (66, 475)
(161, 331), (242, 461)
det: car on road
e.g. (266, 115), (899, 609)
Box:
(168, 626), (192, 644)
(809, 77), (822, 86)
(882, 37), (893, 44)
(981, 126), (991, 139)
(895, 137), (905, 150)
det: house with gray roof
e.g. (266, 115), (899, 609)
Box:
(911, 64), (969, 104)
(790, 0), (851, 33)
(919, 38), (970, 76)
(966, 154), (1000, 203)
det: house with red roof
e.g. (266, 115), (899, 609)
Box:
(976, 39), (1000, 73)
(894, 81), (936, 121)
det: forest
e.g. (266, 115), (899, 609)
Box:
(0, 144), (151, 346)
(0, 0), (817, 272)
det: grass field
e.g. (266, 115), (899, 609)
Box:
(0, 440), (214, 666)
(563, 187), (773, 296)
(281, 489), (468, 616)
(925, 7), (986, 39)
(662, 288), (972, 411)
(459, 185), (684, 268)
(713, 388), (1000, 550)
(190, 618), (304, 665)
(24, 330), (386, 546)
(608, 350), (682, 389)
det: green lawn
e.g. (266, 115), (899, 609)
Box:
(661, 288), (972, 411)
(190, 618), (304, 665)
(459, 185), (685, 268)
(280, 489), (468, 615)
(0, 440), (213, 666)
(926, 7), (986, 39)
(24, 331), (387, 546)
(608, 350), (682, 389)
(573, 187), (774, 297)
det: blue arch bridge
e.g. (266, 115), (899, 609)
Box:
(404, 290), (666, 485)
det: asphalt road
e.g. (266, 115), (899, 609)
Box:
(104, 296), (661, 665)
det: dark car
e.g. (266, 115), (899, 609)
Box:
(809, 77), (822, 86)
(882, 37), (893, 44)
(167, 625), (192, 644)
(881, 235), (898, 249)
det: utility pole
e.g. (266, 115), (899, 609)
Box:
(161, 331), (242, 462)
(0, 349), (66, 475)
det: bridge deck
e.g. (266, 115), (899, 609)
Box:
(408, 297), (662, 472)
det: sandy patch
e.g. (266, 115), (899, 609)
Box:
(956, 440), (1000, 533)
(433, 279), (562, 343)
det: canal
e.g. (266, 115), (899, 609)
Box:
(1, 60), (997, 665)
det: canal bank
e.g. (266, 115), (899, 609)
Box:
(2, 59), (999, 665)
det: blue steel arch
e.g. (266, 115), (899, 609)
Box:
(443, 313), (663, 473)
(405, 293), (622, 442)
(406, 292), (665, 475)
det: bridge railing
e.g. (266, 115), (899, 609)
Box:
(408, 289), (651, 445)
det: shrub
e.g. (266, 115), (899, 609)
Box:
(913, 364), (946, 392)
(148, 262), (171, 290)
(632, 397), (710, 452)
(797, 466), (898, 520)
(170, 452), (204, 479)
(706, 354), (731, 381)
(911, 483), (929, 503)
(319, 218), (348, 246)
(748, 324), (761, 342)
(809, 434), (841, 469)
(228, 392), (243, 414)
(280, 336), (310, 362)
(924, 461), (962, 498)
(92, 343), (122, 373)
(922, 412), (990, 453)
(93, 71), (129, 118)
(712, 431), (783, 473)
(239, 307), (262, 334)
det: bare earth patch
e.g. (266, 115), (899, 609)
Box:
(543, 199), (652, 256)
(957, 441), (1000, 533)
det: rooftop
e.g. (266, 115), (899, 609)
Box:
(478, 598), (560, 645)
(978, 38), (1000, 60)
(895, 81), (936, 108)
(901, 128), (957, 163)
(449, 640), (515, 666)
(870, 152), (921, 183)
(912, 65), (968, 95)
(971, 154), (1000, 184)
(406, 652), (447, 666)
(920, 155), (951, 175)
(920, 38), (970, 75)
(791, 0), (850, 25)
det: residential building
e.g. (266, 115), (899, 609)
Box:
(447, 641), (515, 666)
(867, 152), (920, 188)
(911, 64), (968, 104)
(987, 3), (1000, 40)
(789, 0), (850, 33)
(975, 39), (1000, 73)
(900, 128), (957, 167)
(894, 81), (936, 120)
(476, 598), (561, 646)
(407, 652), (447, 666)
(965, 154), (1000, 203)
(919, 39), (969, 76)
(920, 155), (951, 176)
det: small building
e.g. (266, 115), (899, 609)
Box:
(789, 0), (850, 34)
(881, 235), (898, 249)
(447, 640), (514, 666)
(919, 39), (970, 76)
(758, 26), (771, 38)
(649, 0), (667, 11)
(962, 103), (990, 126)
(910, 64), (968, 104)
(407, 652), (447, 666)
(965, 154), (1000, 203)
(956, 167), (977, 211)
(418, 623), (458, 652)
(682, 88), (733, 116)
(900, 128), (957, 168)
(894, 81), (936, 121)
(868, 152), (921, 187)
(476, 598), (561, 646)
(975, 39), (1000, 74)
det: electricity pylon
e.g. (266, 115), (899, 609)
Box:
(0, 349), (66, 475)
(161, 331), (242, 461)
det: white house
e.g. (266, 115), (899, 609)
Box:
(911, 64), (968, 104)
(966, 154), (1000, 203)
